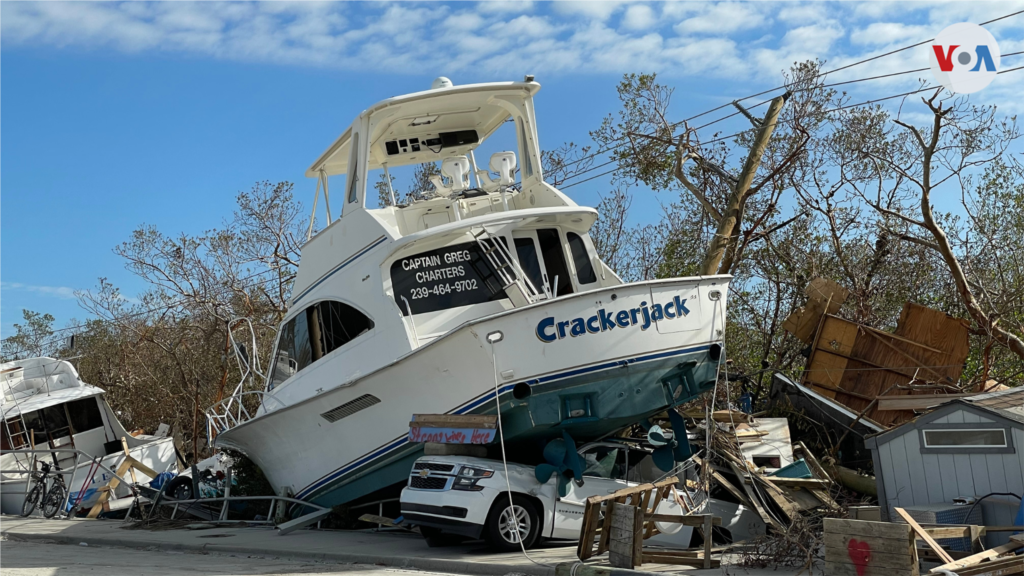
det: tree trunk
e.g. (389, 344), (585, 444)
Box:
(700, 95), (788, 276)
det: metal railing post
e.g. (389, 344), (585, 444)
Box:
(219, 468), (232, 521)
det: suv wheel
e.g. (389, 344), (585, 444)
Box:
(485, 495), (540, 552)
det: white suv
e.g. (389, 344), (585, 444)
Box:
(400, 441), (694, 551)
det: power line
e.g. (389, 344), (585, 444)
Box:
(1, 266), (291, 357)
(559, 56), (1024, 188)
(554, 10), (1024, 180)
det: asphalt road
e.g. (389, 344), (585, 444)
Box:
(0, 536), (468, 576)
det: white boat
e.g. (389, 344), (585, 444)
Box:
(208, 77), (730, 508)
(1, 357), (180, 515)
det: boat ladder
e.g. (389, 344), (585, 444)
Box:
(471, 227), (546, 306)
(3, 414), (31, 450)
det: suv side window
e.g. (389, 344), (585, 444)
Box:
(581, 446), (627, 480)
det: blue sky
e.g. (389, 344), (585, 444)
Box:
(2, 1), (1023, 338)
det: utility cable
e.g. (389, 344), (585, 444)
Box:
(554, 27), (1024, 184)
(490, 339), (552, 567)
(2, 266), (290, 358)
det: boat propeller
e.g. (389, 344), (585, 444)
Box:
(534, 431), (585, 497)
(645, 409), (693, 472)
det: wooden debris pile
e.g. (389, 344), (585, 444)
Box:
(783, 278), (976, 428)
(688, 409), (843, 535)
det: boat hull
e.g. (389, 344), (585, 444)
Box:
(0, 436), (178, 515)
(214, 277), (728, 507)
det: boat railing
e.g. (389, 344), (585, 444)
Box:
(205, 391), (287, 437)
(0, 447), (137, 519)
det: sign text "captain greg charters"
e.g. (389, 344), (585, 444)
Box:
(536, 296), (690, 343)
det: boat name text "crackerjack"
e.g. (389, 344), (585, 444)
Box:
(535, 296), (690, 343)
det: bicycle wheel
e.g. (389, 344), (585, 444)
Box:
(42, 482), (67, 518)
(21, 480), (43, 517)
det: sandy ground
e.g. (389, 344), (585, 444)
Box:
(0, 536), (461, 576)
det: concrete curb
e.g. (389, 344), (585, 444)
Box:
(3, 527), (560, 576)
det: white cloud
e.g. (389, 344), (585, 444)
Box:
(476, 1), (535, 15)
(0, 0), (1019, 104)
(850, 22), (930, 46)
(551, 1), (625, 22)
(622, 5), (656, 31)
(1, 282), (79, 301)
(673, 2), (768, 35)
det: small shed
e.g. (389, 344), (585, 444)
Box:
(866, 387), (1024, 547)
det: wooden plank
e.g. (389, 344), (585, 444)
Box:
(632, 503), (644, 568)
(929, 542), (1023, 573)
(641, 554), (720, 568)
(726, 461), (779, 530)
(358, 513), (397, 527)
(577, 497), (601, 560)
(410, 414), (497, 427)
(921, 526), (978, 539)
(862, 325), (943, 353)
(825, 547), (920, 569)
(702, 514), (713, 569)
(87, 459), (133, 518)
(894, 507), (954, 564)
(765, 477), (830, 487)
(121, 437), (138, 485)
(953, 556), (1024, 576)
(682, 410), (754, 424)
(823, 533), (916, 555)
(607, 502), (636, 569)
(124, 456), (158, 480)
(694, 455), (752, 507)
(876, 393), (976, 411)
(794, 441), (832, 483)
(824, 518), (916, 541)
(644, 514), (722, 526)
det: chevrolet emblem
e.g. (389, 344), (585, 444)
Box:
(419, 470), (429, 478)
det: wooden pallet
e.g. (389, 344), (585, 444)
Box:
(576, 477), (722, 569)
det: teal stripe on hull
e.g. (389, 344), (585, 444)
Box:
(303, 347), (718, 507)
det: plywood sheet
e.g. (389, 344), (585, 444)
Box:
(800, 303), (970, 427)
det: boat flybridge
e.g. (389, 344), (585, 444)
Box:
(208, 77), (730, 508)
(1, 357), (180, 515)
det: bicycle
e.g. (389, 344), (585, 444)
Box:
(20, 461), (68, 518)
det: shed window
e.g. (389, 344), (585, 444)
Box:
(923, 429), (1007, 448)
(269, 300), (375, 390)
(567, 232), (597, 285)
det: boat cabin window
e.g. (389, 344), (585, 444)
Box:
(567, 232), (597, 285)
(514, 238), (544, 293)
(269, 300), (375, 390)
(390, 241), (507, 315)
(537, 229), (573, 297)
(67, 398), (105, 434)
(9, 398), (102, 448)
(512, 229), (575, 297)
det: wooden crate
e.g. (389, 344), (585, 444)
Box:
(823, 518), (919, 576)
